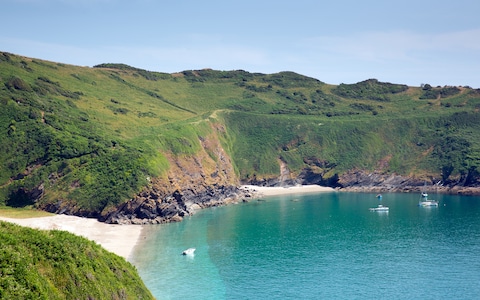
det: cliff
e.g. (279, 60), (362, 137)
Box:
(337, 170), (480, 196)
(2, 52), (480, 223)
(39, 123), (256, 224)
(101, 165), (480, 224)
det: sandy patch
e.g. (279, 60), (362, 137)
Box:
(0, 185), (333, 260)
(241, 184), (335, 196)
(0, 214), (143, 261)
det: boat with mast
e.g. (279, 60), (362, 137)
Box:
(418, 184), (438, 207)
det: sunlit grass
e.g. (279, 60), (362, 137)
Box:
(1, 52), (480, 212)
(0, 206), (54, 218)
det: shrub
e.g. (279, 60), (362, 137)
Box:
(0, 222), (154, 299)
(332, 79), (408, 101)
(420, 86), (460, 99)
(5, 77), (32, 92)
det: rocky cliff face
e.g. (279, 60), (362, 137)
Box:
(336, 170), (480, 195)
(100, 124), (255, 224)
(337, 170), (426, 192)
(243, 163), (480, 196)
(40, 127), (480, 224)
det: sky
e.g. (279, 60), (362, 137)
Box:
(1, 0), (479, 88)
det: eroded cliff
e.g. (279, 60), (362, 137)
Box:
(100, 124), (254, 224)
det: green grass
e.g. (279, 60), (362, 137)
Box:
(0, 207), (54, 218)
(0, 221), (154, 299)
(2, 50), (480, 299)
(1, 51), (480, 213)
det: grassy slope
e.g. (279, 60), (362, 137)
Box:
(1, 52), (480, 214)
(221, 83), (480, 181)
(0, 206), (53, 218)
(0, 221), (153, 299)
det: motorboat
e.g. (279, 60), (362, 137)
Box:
(369, 204), (389, 212)
(182, 248), (196, 256)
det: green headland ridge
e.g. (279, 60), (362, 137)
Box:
(1, 51), (480, 225)
(3, 50), (480, 298)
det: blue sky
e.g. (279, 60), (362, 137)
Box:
(1, 0), (479, 87)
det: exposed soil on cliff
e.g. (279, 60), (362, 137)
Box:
(99, 124), (255, 224)
(40, 132), (480, 225)
(336, 170), (480, 195)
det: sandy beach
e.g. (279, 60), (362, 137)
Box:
(241, 184), (335, 196)
(0, 214), (143, 261)
(0, 185), (333, 260)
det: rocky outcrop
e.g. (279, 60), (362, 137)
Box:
(101, 185), (254, 224)
(99, 124), (256, 224)
(336, 170), (480, 195)
(37, 123), (258, 224)
(39, 199), (100, 219)
(337, 170), (425, 192)
(246, 166), (480, 196)
(41, 130), (480, 224)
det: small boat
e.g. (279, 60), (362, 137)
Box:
(182, 248), (196, 256)
(418, 185), (438, 207)
(419, 192), (438, 207)
(369, 204), (389, 212)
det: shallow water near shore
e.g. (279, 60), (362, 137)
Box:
(131, 192), (480, 299)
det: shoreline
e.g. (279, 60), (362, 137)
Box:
(241, 184), (335, 196)
(0, 184), (333, 260)
(0, 214), (143, 261)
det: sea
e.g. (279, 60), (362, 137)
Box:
(130, 191), (480, 300)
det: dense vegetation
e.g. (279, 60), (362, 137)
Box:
(1, 51), (480, 215)
(332, 79), (408, 101)
(0, 221), (153, 299)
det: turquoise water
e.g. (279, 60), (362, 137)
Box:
(131, 192), (480, 299)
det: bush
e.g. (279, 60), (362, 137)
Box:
(261, 71), (323, 88)
(5, 77), (32, 92)
(420, 86), (461, 99)
(0, 222), (154, 299)
(332, 79), (408, 101)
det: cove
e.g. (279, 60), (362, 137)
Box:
(131, 192), (480, 299)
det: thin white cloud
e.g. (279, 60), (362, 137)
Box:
(431, 29), (480, 51)
(108, 45), (272, 73)
(0, 37), (270, 72)
(0, 38), (98, 66)
(304, 29), (480, 63)
(2, 28), (479, 87)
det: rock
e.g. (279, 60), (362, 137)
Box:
(188, 203), (202, 212)
(102, 184), (253, 224)
(170, 214), (183, 222)
(334, 170), (480, 195)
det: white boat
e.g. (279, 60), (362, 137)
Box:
(369, 204), (389, 212)
(182, 248), (196, 256)
(418, 191), (438, 207)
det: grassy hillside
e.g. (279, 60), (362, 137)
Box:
(1, 51), (480, 214)
(224, 111), (480, 180)
(0, 221), (153, 299)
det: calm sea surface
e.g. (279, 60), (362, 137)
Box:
(131, 192), (480, 299)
